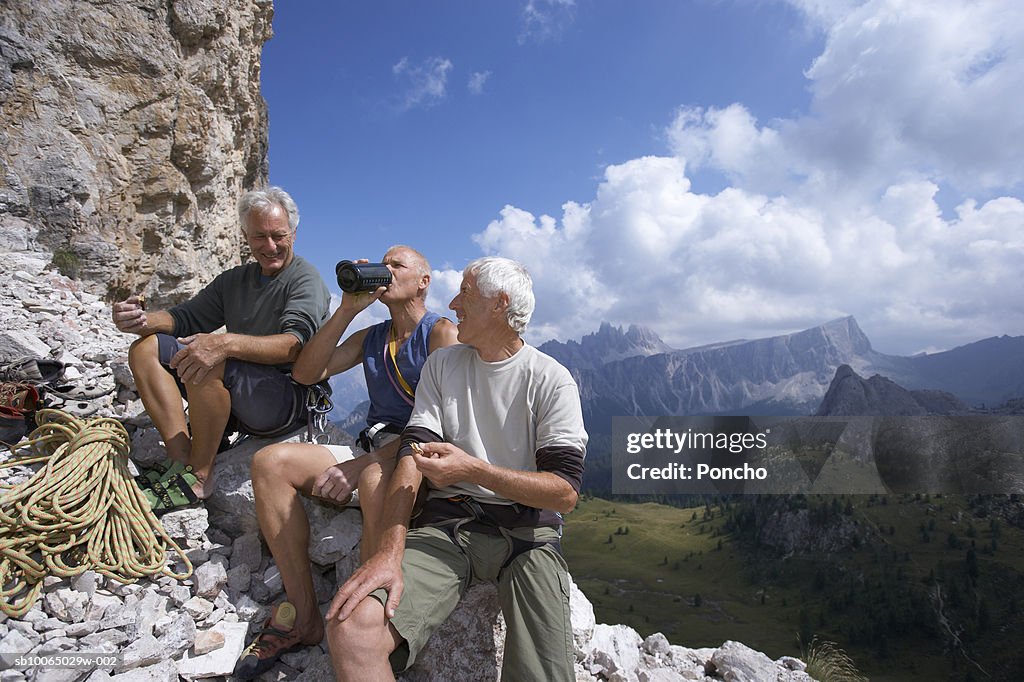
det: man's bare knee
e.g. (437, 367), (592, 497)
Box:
(327, 597), (395, 658)
(252, 443), (296, 485)
(127, 334), (160, 373)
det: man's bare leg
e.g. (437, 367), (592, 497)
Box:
(128, 335), (191, 463)
(252, 442), (339, 645)
(181, 362), (230, 499)
(327, 597), (402, 682)
(355, 457), (396, 561)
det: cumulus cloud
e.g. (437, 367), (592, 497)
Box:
(467, 70), (492, 95)
(444, 0), (1024, 355)
(392, 56), (453, 110)
(519, 0), (576, 44)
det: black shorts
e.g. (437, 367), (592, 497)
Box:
(156, 334), (306, 436)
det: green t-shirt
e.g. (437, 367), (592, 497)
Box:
(167, 256), (330, 368)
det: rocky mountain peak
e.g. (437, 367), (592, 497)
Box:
(816, 363), (969, 416)
(539, 321), (673, 370)
(816, 315), (874, 355)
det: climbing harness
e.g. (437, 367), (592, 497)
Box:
(305, 382), (334, 444)
(0, 409), (193, 618)
(418, 494), (563, 570)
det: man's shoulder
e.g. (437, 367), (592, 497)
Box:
(521, 344), (574, 380)
(281, 255), (322, 280)
(424, 343), (473, 370)
(216, 261), (257, 280)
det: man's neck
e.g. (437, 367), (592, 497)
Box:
(388, 300), (428, 339)
(475, 332), (524, 362)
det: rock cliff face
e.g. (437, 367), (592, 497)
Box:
(0, 0), (272, 306)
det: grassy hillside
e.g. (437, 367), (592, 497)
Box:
(563, 495), (1024, 682)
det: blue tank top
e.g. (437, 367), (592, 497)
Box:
(362, 311), (442, 429)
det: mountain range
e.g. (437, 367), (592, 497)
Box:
(539, 317), (1024, 418)
(536, 317), (1024, 490)
(328, 316), (1024, 489)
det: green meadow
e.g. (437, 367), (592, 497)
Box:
(563, 495), (1024, 682)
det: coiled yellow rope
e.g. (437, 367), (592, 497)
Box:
(0, 409), (193, 617)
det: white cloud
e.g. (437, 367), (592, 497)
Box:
(467, 70), (492, 95)
(519, 0), (576, 44)
(392, 56), (453, 110)
(442, 0), (1024, 355)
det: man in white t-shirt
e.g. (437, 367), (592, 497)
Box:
(323, 257), (587, 682)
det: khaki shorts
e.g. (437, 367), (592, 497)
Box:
(373, 524), (573, 681)
(318, 432), (398, 507)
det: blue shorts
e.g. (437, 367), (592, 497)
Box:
(156, 334), (306, 436)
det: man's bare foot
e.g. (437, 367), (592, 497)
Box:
(191, 470), (218, 500)
(293, 616), (325, 646)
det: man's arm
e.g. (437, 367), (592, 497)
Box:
(428, 317), (459, 353)
(112, 297), (175, 337)
(169, 331), (302, 385)
(310, 437), (401, 503)
(413, 443), (580, 513)
(291, 288), (384, 385)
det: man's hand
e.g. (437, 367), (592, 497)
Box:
(112, 296), (148, 335)
(327, 550), (404, 622)
(312, 460), (361, 504)
(338, 286), (387, 317)
(412, 442), (480, 488)
(170, 333), (230, 385)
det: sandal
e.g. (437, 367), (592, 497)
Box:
(141, 465), (201, 515)
(234, 602), (309, 679)
(133, 459), (187, 490)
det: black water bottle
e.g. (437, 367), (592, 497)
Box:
(336, 260), (393, 293)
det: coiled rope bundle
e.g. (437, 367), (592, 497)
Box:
(0, 409), (193, 617)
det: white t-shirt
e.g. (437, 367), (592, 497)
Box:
(407, 343), (588, 504)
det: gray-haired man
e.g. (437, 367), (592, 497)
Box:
(325, 256), (587, 681)
(112, 186), (330, 502)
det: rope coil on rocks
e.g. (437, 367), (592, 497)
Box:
(0, 409), (193, 617)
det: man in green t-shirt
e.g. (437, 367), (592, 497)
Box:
(112, 187), (330, 501)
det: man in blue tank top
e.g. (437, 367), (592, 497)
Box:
(234, 245), (457, 679)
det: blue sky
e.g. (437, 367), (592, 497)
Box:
(262, 0), (1024, 356)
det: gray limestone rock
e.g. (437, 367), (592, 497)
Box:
(588, 624), (644, 680)
(0, 0), (271, 304)
(182, 596), (215, 621)
(116, 633), (165, 672)
(0, 629), (35, 655)
(109, 658), (178, 682)
(307, 507), (362, 566)
(157, 611), (197, 657)
(230, 532), (263, 572)
(403, 583), (504, 682)
(177, 621), (249, 680)
(194, 556), (229, 598)
(192, 628), (225, 656)
(160, 507), (210, 541)
(708, 640), (791, 682)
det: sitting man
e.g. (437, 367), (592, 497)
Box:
(233, 245), (457, 679)
(111, 186), (330, 503)
(327, 257), (587, 682)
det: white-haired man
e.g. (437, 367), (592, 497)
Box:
(233, 245), (457, 679)
(112, 187), (330, 504)
(325, 257), (588, 682)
